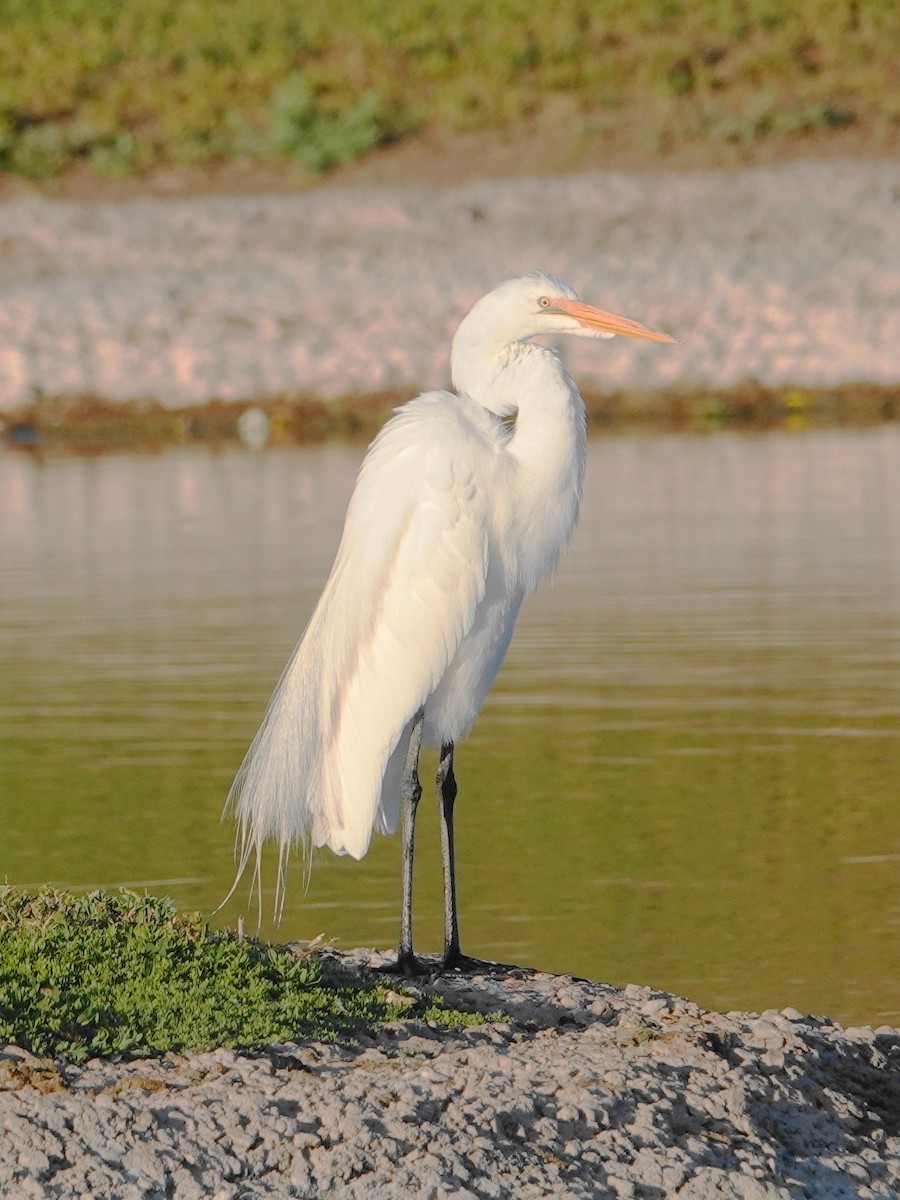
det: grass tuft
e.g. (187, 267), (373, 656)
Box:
(0, 887), (484, 1062)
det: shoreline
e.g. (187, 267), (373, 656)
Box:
(2, 950), (898, 1198)
(3, 381), (899, 454)
(1, 159), (898, 418)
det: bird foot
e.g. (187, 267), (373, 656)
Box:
(385, 950), (430, 978)
(440, 950), (483, 975)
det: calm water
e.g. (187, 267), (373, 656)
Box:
(2, 428), (899, 1025)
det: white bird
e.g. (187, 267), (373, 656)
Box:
(229, 271), (674, 973)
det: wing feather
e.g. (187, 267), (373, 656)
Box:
(228, 393), (497, 890)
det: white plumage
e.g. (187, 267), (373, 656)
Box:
(228, 271), (673, 969)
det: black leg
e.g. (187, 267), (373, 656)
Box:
(437, 741), (464, 968)
(394, 709), (425, 975)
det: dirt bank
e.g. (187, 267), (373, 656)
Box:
(1, 160), (898, 415)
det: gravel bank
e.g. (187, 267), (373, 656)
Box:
(2, 950), (899, 1199)
(1, 160), (899, 410)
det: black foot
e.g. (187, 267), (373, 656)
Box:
(440, 950), (484, 974)
(385, 949), (430, 978)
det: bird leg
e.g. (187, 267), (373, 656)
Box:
(437, 741), (465, 969)
(393, 708), (425, 975)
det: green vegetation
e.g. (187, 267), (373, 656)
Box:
(0, 0), (896, 182)
(0, 888), (482, 1062)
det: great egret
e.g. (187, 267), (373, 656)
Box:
(229, 271), (674, 973)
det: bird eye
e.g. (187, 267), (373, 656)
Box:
(538, 296), (551, 308)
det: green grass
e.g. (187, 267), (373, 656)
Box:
(0, 887), (484, 1062)
(0, 0), (897, 181)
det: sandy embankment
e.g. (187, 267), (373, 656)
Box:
(0, 160), (898, 412)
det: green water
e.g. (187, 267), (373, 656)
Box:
(2, 428), (899, 1025)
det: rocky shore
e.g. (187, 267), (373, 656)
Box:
(1, 159), (899, 412)
(2, 950), (898, 1199)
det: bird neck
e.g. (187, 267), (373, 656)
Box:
(451, 318), (528, 415)
(451, 332), (586, 524)
(501, 341), (586, 476)
(493, 343), (588, 590)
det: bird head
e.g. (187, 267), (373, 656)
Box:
(463, 271), (675, 345)
(450, 271), (675, 410)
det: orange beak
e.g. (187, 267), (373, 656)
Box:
(552, 298), (676, 344)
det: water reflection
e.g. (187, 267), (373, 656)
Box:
(2, 428), (899, 1024)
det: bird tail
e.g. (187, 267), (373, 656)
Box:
(223, 631), (323, 923)
(221, 564), (408, 922)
